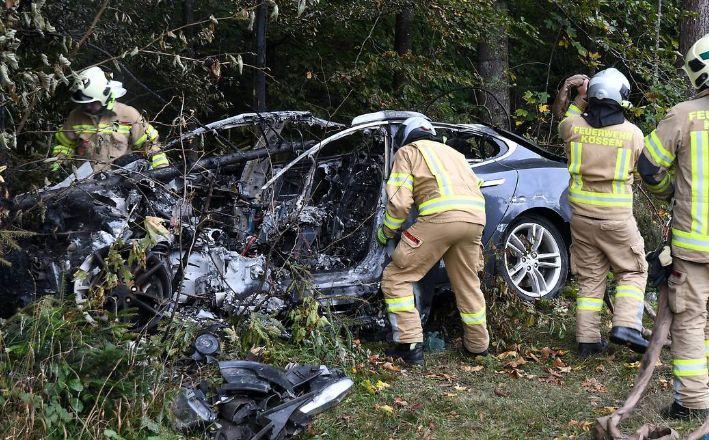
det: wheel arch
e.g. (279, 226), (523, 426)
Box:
(511, 207), (571, 248)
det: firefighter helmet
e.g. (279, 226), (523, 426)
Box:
(587, 68), (631, 108)
(394, 116), (437, 148)
(683, 34), (709, 90)
(70, 66), (126, 108)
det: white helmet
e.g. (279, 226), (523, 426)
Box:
(587, 68), (631, 107)
(70, 66), (126, 108)
(683, 34), (709, 90)
(394, 116), (437, 148)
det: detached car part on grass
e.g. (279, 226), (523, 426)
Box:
(171, 360), (353, 439)
(3, 110), (572, 329)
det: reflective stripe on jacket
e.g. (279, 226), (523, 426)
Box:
(383, 139), (486, 232)
(559, 116), (644, 219)
(640, 89), (709, 262)
(53, 102), (165, 171)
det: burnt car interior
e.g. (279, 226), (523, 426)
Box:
(1, 113), (389, 326)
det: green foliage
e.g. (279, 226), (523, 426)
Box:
(0, 297), (194, 439)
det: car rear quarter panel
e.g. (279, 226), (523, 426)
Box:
(490, 144), (571, 248)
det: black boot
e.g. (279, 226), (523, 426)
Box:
(386, 342), (424, 365)
(609, 326), (649, 354)
(661, 401), (709, 420)
(466, 349), (489, 357)
(578, 339), (608, 358)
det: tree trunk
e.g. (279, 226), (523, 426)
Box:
(680, 0), (709, 57)
(254, 0), (268, 112)
(476, 0), (510, 129)
(393, 5), (413, 90)
(183, 0), (194, 26)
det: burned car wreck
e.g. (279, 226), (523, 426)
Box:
(3, 110), (573, 329)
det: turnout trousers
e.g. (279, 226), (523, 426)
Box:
(380, 219), (489, 353)
(668, 257), (709, 409)
(570, 214), (648, 343)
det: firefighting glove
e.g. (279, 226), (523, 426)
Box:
(376, 226), (391, 246)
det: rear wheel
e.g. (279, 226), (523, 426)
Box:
(500, 215), (568, 301)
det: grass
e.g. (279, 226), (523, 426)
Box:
(0, 286), (703, 439)
(310, 287), (701, 440)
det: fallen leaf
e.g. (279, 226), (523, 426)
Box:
(362, 379), (390, 394)
(393, 397), (408, 407)
(444, 392), (457, 398)
(568, 419), (594, 431)
(552, 358), (567, 369)
(454, 385), (469, 392)
(594, 406), (617, 415)
(382, 362), (401, 372)
(462, 365), (484, 373)
(376, 404), (394, 415)
(595, 364), (606, 373)
(581, 378), (608, 393)
(506, 357), (528, 368)
(496, 350), (518, 360)
(494, 388), (510, 397)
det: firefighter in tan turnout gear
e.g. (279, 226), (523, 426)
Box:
(558, 68), (650, 357)
(377, 116), (488, 365)
(638, 34), (709, 420)
(52, 66), (169, 173)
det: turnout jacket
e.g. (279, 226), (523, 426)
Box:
(641, 89), (709, 263)
(559, 116), (645, 219)
(53, 102), (168, 171)
(382, 139), (486, 234)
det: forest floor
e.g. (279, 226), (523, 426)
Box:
(309, 288), (700, 440)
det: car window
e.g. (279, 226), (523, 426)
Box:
(433, 128), (501, 162)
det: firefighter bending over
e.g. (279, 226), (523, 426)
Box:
(377, 116), (489, 365)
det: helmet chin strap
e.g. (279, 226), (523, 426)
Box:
(105, 92), (116, 111)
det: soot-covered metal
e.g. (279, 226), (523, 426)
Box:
(1, 111), (386, 326)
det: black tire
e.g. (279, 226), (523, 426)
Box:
(499, 214), (569, 301)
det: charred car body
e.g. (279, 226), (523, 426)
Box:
(2, 111), (571, 328)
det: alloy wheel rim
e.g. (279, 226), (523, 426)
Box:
(503, 222), (562, 298)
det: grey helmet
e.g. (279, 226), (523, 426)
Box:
(394, 116), (437, 148)
(586, 68), (631, 108)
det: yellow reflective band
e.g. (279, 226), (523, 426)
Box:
(577, 297), (603, 311)
(672, 228), (709, 252)
(72, 123), (131, 135)
(644, 130), (675, 168)
(460, 309), (486, 325)
(568, 188), (633, 207)
(647, 173), (672, 194)
(385, 295), (416, 313)
(55, 131), (76, 147)
(613, 147), (631, 194)
(386, 172), (414, 190)
(418, 145), (453, 197)
(565, 103), (582, 118)
(673, 358), (708, 377)
(690, 131), (709, 235)
(705, 340), (709, 356)
(383, 212), (405, 230)
(568, 142), (583, 190)
(52, 145), (74, 157)
(150, 153), (169, 169)
(417, 196), (485, 216)
(146, 124), (158, 141)
(615, 284), (644, 301)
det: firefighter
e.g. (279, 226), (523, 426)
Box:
(553, 73), (590, 120)
(377, 116), (488, 365)
(558, 68), (649, 357)
(638, 34), (709, 419)
(51, 66), (169, 173)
